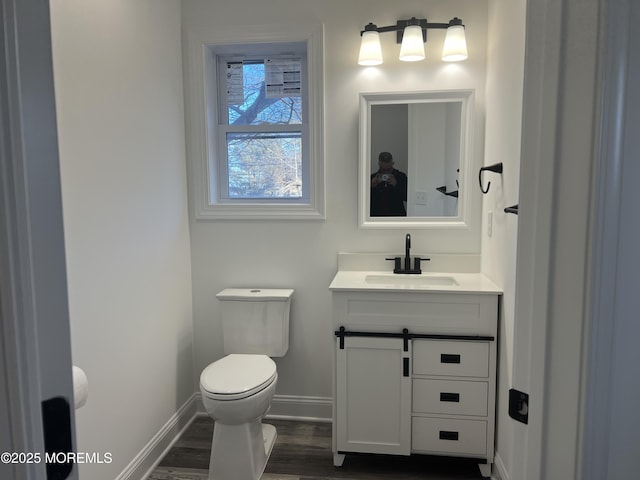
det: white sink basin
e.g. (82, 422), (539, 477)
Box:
(364, 274), (459, 287)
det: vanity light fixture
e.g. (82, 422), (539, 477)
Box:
(358, 17), (468, 66)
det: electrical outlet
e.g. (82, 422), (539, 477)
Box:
(415, 191), (427, 205)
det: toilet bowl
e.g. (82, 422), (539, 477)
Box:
(200, 354), (278, 480)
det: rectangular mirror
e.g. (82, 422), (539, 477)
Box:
(359, 90), (476, 229)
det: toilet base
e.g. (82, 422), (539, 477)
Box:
(208, 421), (277, 480)
(262, 423), (277, 459)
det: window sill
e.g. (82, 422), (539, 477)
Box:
(195, 202), (325, 221)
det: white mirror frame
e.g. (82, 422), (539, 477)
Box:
(358, 90), (476, 229)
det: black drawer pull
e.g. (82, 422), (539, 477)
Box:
(439, 430), (459, 441)
(441, 353), (461, 364)
(440, 392), (460, 402)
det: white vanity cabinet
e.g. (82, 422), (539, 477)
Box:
(335, 336), (411, 455)
(330, 284), (500, 478)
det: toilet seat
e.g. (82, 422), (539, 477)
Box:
(200, 354), (277, 401)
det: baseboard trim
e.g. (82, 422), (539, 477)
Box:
(494, 452), (509, 480)
(267, 394), (332, 422)
(116, 393), (199, 480)
(195, 392), (333, 422)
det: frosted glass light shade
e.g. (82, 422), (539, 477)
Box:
(358, 31), (383, 66)
(399, 25), (425, 62)
(442, 24), (468, 61)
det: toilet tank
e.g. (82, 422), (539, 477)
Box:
(216, 288), (293, 357)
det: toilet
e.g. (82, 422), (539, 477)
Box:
(199, 288), (293, 480)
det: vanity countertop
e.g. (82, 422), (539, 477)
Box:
(329, 270), (502, 295)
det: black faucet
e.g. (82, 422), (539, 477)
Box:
(404, 233), (412, 272)
(386, 233), (430, 274)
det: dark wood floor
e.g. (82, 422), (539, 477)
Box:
(149, 416), (485, 480)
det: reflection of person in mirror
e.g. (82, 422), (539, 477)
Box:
(370, 151), (407, 216)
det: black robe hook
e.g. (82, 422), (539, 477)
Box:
(479, 162), (503, 194)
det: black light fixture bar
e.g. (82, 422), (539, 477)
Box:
(360, 17), (463, 43)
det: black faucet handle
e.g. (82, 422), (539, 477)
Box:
(385, 256), (402, 273)
(413, 257), (430, 273)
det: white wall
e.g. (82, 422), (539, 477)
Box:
(50, 2), (193, 479)
(182, 0), (488, 411)
(481, 0), (527, 477)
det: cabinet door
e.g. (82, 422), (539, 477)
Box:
(336, 336), (411, 455)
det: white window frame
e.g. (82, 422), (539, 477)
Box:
(185, 23), (324, 220)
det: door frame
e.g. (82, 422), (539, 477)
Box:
(0, 0), (76, 479)
(582, 0), (640, 478)
(511, 0), (605, 477)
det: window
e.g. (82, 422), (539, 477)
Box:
(188, 24), (324, 220)
(216, 49), (307, 202)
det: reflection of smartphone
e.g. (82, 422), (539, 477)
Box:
(380, 174), (389, 182)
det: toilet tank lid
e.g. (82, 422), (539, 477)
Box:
(216, 288), (294, 301)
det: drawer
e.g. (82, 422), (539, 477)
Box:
(413, 379), (488, 416)
(411, 417), (487, 456)
(413, 340), (489, 377)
